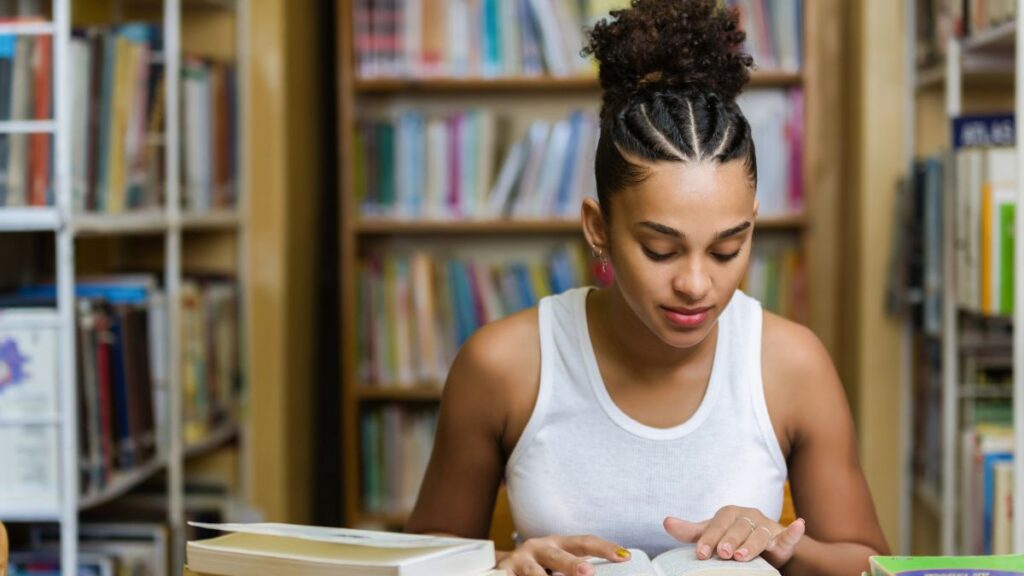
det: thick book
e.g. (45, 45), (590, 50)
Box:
(869, 554), (1024, 575)
(588, 544), (779, 575)
(185, 522), (495, 576)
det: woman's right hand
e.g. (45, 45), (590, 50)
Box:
(495, 534), (632, 576)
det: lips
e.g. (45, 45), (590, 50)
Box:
(660, 305), (712, 328)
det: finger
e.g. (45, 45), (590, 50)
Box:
(689, 510), (734, 560)
(662, 516), (709, 544)
(535, 545), (594, 576)
(766, 518), (806, 554)
(715, 516), (759, 560)
(559, 534), (631, 563)
(733, 523), (775, 562)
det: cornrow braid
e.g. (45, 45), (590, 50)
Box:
(593, 90), (758, 221)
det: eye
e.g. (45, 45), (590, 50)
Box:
(642, 246), (674, 262)
(711, 250), (742, 263)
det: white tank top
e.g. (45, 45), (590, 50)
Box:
(505, 287), (787, 557)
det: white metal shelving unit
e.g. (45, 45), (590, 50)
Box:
(0, 1), (249, 574)
(903, 2), (1024, 555)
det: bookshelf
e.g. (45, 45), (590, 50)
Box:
(903, 2), (1024, 555)
(0, 1), (249, 575)
(338, 0), (841, 529)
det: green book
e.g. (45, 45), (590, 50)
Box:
(999, 202), (1014, 315)
(870, 555), (1024, 575)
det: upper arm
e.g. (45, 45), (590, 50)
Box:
(763, 317), (890, 555)
(405, 311), (539, 538)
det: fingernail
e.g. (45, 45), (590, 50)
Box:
(720, 543), (732, 557)
(735, 548), (748, 560)
(698, 544), (711, 559)
(577, 565), (592, 576)
(616, 547), (631, 560)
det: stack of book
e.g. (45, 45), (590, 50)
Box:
(9, 523), (168, 576)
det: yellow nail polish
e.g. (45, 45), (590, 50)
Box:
(616, 547), (631, 559)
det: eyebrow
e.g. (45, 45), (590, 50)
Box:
(636, 220), (752, 241)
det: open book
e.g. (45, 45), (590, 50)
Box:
(587, 544), (780, 576)
(185, 522), (495, 576)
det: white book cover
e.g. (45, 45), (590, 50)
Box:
(0, 308), (59, 418)
(527, 0), (568, 76)
(475, 111), (497, 219)
(0, 424), (59, 511)
(71, 38), (92, 212)
(425, 118), (448, 218)
(531, 117), (572, 217)
(737, 90), (790, 216)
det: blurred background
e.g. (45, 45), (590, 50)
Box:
(0, 0), (1021, 573)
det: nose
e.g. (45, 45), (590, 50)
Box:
(671, 255), (711, 302)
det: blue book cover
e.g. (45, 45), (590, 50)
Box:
(107, 307), (133, 469)
(982, 451), (1013, 554)
(18, 283), (148, 304)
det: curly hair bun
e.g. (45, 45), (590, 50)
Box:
(584, 0), (754, 105)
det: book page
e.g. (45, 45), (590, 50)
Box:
(651, 545), (779, 575)
(188, 522), (477, 549)
(587, 549), (658, 576)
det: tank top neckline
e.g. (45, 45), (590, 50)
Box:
(574, 287), (727, 441)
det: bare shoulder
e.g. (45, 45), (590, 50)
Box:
(760, 311), (847, 450)
(761, 311), (836, 385)
(443, 306), (542, 450)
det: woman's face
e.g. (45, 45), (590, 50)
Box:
(605, 159), (757, 350)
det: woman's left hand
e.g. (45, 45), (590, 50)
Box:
(662, 506), (805, 568)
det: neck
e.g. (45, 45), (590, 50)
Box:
(588, 284), (718, 376)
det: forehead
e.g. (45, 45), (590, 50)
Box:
(613, 160), (755, 228)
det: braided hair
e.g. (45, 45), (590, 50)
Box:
(583, 0), (757, 221)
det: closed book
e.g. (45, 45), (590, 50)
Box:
(186, 523), (494, 576)
(870, 554), (1024, 575)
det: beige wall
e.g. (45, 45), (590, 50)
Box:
(246, 0), (321, 524)
(843, 0), (907, 552)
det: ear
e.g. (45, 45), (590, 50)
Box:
(581, 198), (609, 254)
(752, 197), (760, 220)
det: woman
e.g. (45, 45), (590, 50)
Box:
(406, 1), (889, 574)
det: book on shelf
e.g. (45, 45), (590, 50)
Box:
(869, 553), (1024, 575)
(181, 278), (241, 445)
(358, 244), (590, 387)
(960, 423), (1015, 555)
(737, 88), (804, 217)
(743, 238), (805, 322)
(725, 0), (803, 72)
(0, 24), (53, 208)
(65, 23), (238, 215)
(360, 404), (437, 516)
(355, 108), (599, 221)
(0, 307), (59, 513)
(588, 544), (778, 575)
(8, 550), (118, 576)
(915, 0), (1016, 68)
(25, 522), (169, 576)
(185, 522), (495, 576)
(951, 114), (1016, 317)
(353, 0), (623, 79)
